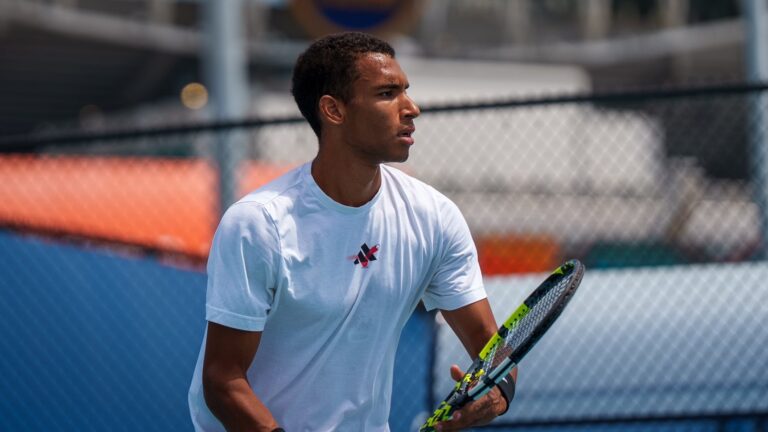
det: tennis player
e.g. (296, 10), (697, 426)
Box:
(188, 32), (516, 431)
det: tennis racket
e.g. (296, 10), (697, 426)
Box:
(419, 259), (585, 431)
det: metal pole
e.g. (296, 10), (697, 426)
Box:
(743, 0), (768, 259)
(203, 0), (249, 215)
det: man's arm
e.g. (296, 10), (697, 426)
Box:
(441, 298), (497, 357)
(437, 298), (518, 431)
(202, 322), (280, 432)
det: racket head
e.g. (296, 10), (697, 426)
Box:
(420, 259), (585, 431)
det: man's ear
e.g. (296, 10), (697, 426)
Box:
(318, 95), (345, 126)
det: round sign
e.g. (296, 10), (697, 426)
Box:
(290, 0), (426, 37)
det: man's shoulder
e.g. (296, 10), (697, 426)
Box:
(237, 163), (307, 207)
(219, 164), (307, 229)
(381, 165), (467, 235)
(382, 164), (454, 206)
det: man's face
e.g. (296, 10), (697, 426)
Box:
(341, 53), (420, 164)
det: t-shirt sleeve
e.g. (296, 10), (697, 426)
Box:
(205, 202), (280, 331)
(422, 199), (487, 311)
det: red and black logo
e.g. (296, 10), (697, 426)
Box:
(353, 243), (379, 268)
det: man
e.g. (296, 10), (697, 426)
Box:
(188, 32), (516, 431)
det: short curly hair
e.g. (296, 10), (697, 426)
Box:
(291, 32), (396, 138)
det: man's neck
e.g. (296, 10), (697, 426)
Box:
(311, 151), (382, 208)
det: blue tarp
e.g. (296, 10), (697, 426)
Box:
(4, 230), (766, 431)
(0, 231), (432, 431)
(0, 232), (207, 430)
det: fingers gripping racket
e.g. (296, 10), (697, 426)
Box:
(420, 259), (585, 431)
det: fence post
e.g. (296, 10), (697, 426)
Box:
(203, 0), (249, 216)
(743, 0), (768, 259)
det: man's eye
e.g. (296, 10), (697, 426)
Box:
(379, 91), (393, 97)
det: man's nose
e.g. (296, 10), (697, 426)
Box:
(403, 94), (420, 119)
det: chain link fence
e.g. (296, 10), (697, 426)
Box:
(1, 83), (767, 431)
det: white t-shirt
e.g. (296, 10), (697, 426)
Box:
(188, 163), (486, 432)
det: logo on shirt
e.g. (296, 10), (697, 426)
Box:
(352, 243), (379, 268)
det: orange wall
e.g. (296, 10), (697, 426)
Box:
(0, 155), (292, 258)
(476, 233), (560, 275)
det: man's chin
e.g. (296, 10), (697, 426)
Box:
(371, 147), (410, 165)
(392, 147), (411, 163)
(389, 154), (409, 164)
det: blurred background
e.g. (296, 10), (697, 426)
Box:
(1, 0), (767, 431)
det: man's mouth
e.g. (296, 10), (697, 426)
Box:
(398, 127), (415, 139)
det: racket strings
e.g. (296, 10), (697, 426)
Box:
(481, 344), (499, 371)
(496, 274), (573, 366)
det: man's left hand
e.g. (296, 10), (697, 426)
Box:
(433, 365), (508, 431)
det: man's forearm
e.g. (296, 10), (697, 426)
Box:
(441, 298), (499, 357)
(203, 376), (279, 432)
